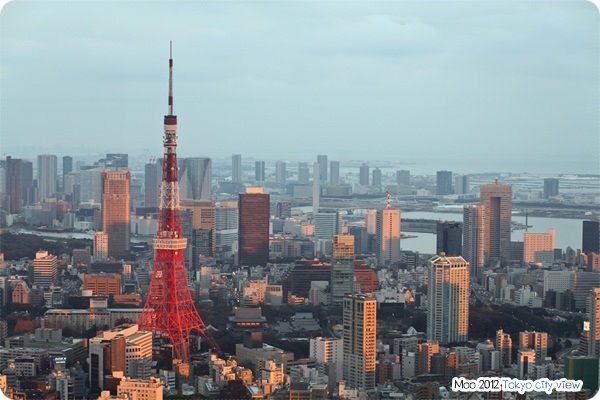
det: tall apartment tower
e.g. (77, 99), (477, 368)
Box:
(436, 222), (463, 256)
(297, 162), (310, 184)
(331, 235), (356, 306)
(330, 161), (340, 185)
(33, 250), (58, 288)
(179, 157), (212, 200)
(62, 156), (73, 192)
(480, 181), (512, 263)
(375, 208), (401, 265)
(94, 231), (108, 262)
(144, 161), (161, 209)
(519, 331), (548, 365)
(427, 254), (469, 344)
(238, 187), (270, 267)
(37, 154), (58, 201)
(523, 229), (555, 265)
(232, 154), (242, 183)
(255, 161), (266, 182)
(463, 205), (486, 276)
(590, 288), (600, 357)
(312, 162), (320, 213)
(317, 155), (328, 184)
(359, 164), (369, 186)
(5, 157), (23, 213)
(496, 328), (512, 367)
(343, 294), (377, 392)
(372, 168), (382, 187)
(275, 161), (286, 185)
(101, 170), (131, 259)
(454, 174), (469, 195)
(436, 170), (453, 195)
(543, 178), (559, 198)
(396, 170), (410, 186)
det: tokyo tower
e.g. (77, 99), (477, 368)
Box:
(139, 43), (220, 361)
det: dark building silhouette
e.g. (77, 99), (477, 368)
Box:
(5, 157), (23, 213)
(436, 170), (453, 195)
(238, 188), (270, 266)
(583, 220), (600, 254)
(436, 222), (463, 256)
(543, 178), (559, 198)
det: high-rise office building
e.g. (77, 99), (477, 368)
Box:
(232, 154), (242, 183)
(590, 288), (600, 357)
(519, 331), (548, 365)
(101, 170), (131, 259)
(330, 161), (340, 185)
(312, 162), (320, 212)
(583, 220), (600, 254)
(179, 157), (212, 200)
(144, 161), (161, 209)
(33, 250), (58, 288)
(454, 174), (469, 195)
(238, 187), (270, 266)
(463, 205), (486, 275)
(496, 329), (512, 367)
(298, 162), (310, 184)
(436, 170), (453, 195)
(310, 337), (343, 383)
(372, 168), (382, 187)
(180, 199), (216, 266)
(315, 209), (341, 240)
(21, 160), (34, 206)
(275, 201), (291, 219)
(343, 294), (377, 392)
(216, 200), (238, 254)
(523, 229), (555, 265)
(37, 154), (58, 201)
(396, 170), (410, 186)
(94, 232), (108, 262)
(480, 181), (512, 263)
(359, 164), (369, 186)
(375, 208), (401, 265)
(331, 235), (356, 306)
(436, 222), (463, 256)
(317, 155), (328, 184)
(5, 157), (23, 213)
(427, 254), (469, 344)
(275, 161), (287, 185)
(62, 156), (73, 192)
(255, 161), (266, 182)
(365, 209), (377, 235)
(543, 178), (559, 198)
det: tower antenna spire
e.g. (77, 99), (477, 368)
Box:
(168, 41), (174, 115)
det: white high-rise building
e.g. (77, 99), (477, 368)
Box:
(427, 254), (469, 344)
(94, 232), (108, 262)
(33, 250), (58, 288)
(343, 294), (377, 392)
(179, 158), (212, 200)
(310, 337), (343, 382)
(523, 229), (556, 265)
(314, 209), (340, 240)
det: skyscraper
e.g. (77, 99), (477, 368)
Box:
(317, 155), (328, 184)
(463, 205), (486, 276)
(312, 162), (320, 212)
(144, 161), (161, 209)
(5, 157), (23, 213)
(330, 161), (340, 185)
(496, 328), (512, 367)
(180, 199), (216, 266)
(436, 222), (463, 256)
(94, 231), (108, 262)
(314, 209), (341, 240)
(179, 157), (212, 200)
(275, 161), (286, 185)
(582, 219), (600, 254)
(238, 187), (270, 266)
(101, 170), (131, 259)
(590, 288), (600, 357)
(343, 294), (377, 392)
(372, 168), (382, 187)
(255, 161), (266, 182)
(298, 162), (310, 184)
(37, 154), (58, 201)
(427, 254), (469, 344)
(232, 154), (242, 183)
(436, 170), (453, 195)
(33, 250), (58, 288)
(454, 174), (469, 195)
(396, 170), (410, 186)
(375, 208), (401, 265)
(359, 164), (369, 186)
(21, 160), (34, 206)
(543, 178), (559, 198)
(480, 181), (512, 263)
(523, 229), (555, 265)
(331, 235), (356, 306)
(62, 156), (73, 192)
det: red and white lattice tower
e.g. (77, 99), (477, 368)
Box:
(139, 43), (220, 361)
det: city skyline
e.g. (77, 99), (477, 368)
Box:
(1, 1), (598, 174)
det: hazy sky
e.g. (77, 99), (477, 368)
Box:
(1, 1), (598, 173)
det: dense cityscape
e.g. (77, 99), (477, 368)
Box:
(1, 1), (600, 400)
